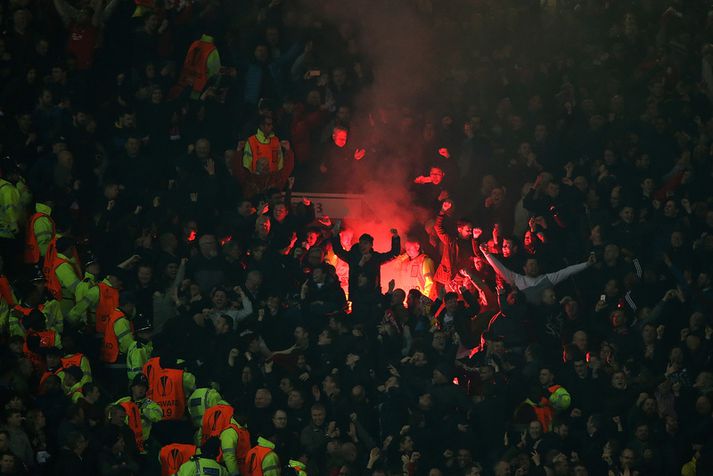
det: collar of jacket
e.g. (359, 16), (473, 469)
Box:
(257, 436), (276, 449)
(36, 202), (52, 215)
(256, 128), (275, 143)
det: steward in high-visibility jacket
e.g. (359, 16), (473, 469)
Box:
(201, 404), (251, 476)
(61, 352), (92, 387)
(397, 246), (437, 301)
(45, 237), (83, 317)
(147, 363), (186, 421)
(177, 437), (228, 476)
(170, 34), (221, 100)
(38, 347), (67, 390)
(114, 373), (163, 454)
(24, 202), (55, 264)
(159, 442), (197, 476)
(69, 261), (122, 333)
(100, 297), (136, 364)
(127, 338), (153, 382)
(188, 387), (223, 428)
(287, 460), (307, 476)
(143, 356), (197, 420)
(0, 176), (20, 240)
(70, 255), (134, 332)
(39, 347), (91, 398)
(59, 365), (85, 402)
(236, 119), (294, 199)
(244, 437), (280, 476)
(10, 270), (64, 337)
(242, 123), (284, 175)
(23, 309), (61, 371)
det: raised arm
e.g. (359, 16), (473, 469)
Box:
(330, 232), (350, 263)
(102, 0), (121, 21)
(53, 0), (79, 26)
(545, 255), (594, 286)
(91, 0), (103, 27)
(480, 245), (520, 286)
(435, 200), (456, 245)
(376, 229), (401, 263)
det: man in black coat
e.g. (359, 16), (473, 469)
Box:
(330, 222), (400, 298)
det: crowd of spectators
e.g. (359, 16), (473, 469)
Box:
(0, 0), (713, 475)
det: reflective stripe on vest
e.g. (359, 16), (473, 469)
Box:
(189, 388), (209, 425)
(119, 400), (145, 453)
(247, 135), (281, 173)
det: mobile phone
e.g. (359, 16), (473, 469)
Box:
(599, 294), (606, 303)
(307, 70), (321, 78)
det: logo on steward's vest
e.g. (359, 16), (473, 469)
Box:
(159, 375), (174, 397)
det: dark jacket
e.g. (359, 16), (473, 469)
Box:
(434, 212), (477, 284)
(331, 234), (400, 298)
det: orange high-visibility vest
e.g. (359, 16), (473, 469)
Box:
(24, 212), (55, 264)
(159, 443), (197, 476)
(245, 444), (274, 476)
(525, 398), (555, 433)
(150, 367), (185, 421)
(101, 310), (132, 363)
(247, 135), (282, 173)
(96, 282), (119, 334)
(0, 275), (15, 306)
(176, 39), (217, 93)
(42, 239), (59, 298)
(119, 400), (145, 453)
(60, 353), (85, 370)
(143, 356), (161, 398)
(23, 329), (56, 370)
(43, 244), (82, 301)
(201, 404), (251, 474)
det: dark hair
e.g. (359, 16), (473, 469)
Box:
(65, 431), (85, 450)
(64, 365), (84, 382)
(218, 314), (234, 328)
(444, 292), (458, 302)
(65, 404), (84, 421)
(202, 437), (221, 459)
(2, 409), (21, 423)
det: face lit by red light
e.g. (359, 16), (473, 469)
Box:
(474, 255), (485, 271)
(273, 204), (288, 222)
(524, 230), (533, 247)
(332, 128), (348, 148)
(358, 238), (373, 254)
(306, 230), (319, 247)
(502, 239), (514, 258)
(429, 167), (444, 185)
(405, 242), (421, 259)
(457, 223), (472, 239)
